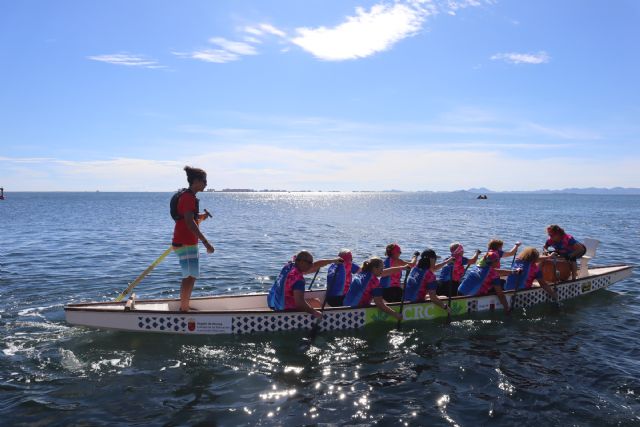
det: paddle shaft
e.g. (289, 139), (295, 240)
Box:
(305, 268), (327, 346)
(509, 245), (521, 310)
(307, 269), (320, 291)
(396, 268), (410, 329)
(115, 246), (173, 302)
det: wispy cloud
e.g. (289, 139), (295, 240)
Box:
(491, 51), (550, 64)
(87, 53), (165, 69)
(174, 37), (259, 63)
(243, 23), (287, 38)
(290, 2), (435, 61)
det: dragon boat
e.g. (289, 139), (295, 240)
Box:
(65, 264), (632, 335)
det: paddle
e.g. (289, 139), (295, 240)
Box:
(448, 249), (481, 323)
(396, 252), (419, 330)
(508, 242), (521, 313)
(306, 269), (320, 291)
(115, 246), (173, 302)
(301, 268), (325, 350)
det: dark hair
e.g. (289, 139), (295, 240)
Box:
(488, 239), (504, 251)
(417, 249), (437, 269)
(547, 224), (565, 236)
(294, 250), (313, 264)
(361, 257), (384, 273)
(184, 166), (207, 185)
(385, 243), (400, 257)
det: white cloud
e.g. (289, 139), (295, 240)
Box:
(209, 37), (257, 55)
(291, 2), (435, 61)
(87, 53), (165, 68)
(243, 23), (287, 38)
(491, 51), (550, 64)
(175, 37), (260, 64)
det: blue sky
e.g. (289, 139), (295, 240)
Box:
(1, 0), (639, 191)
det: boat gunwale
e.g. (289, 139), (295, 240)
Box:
(63, 264), (632, 315)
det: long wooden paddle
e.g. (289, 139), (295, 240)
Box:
(395, 266), (412, 330)
(115, 246), (173, 302)
(508, 243), (521, 312)
(301, 268), (326, 349)
(448, 249), (481, 323)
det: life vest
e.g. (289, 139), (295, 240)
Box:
(267, 262), (305, 311)
(170, 189), (200, 221)
(458, 250), (500, 296)
(405, 267), (435, 302)
(504, 260), (533, 291)
(327, 263), (347, 297)
(439, 256), (467, 282)
(380, 257), (401, 288)
(344, 272), (378, 307)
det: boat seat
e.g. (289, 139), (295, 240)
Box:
(579, 238), (600, 278)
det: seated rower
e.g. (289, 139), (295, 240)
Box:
(325, 249), (361, 307)
(343, 257), (407, 320)
(458, 239), (521, 313)
(505, 247), (558, 302)
(437, 243), (480, 297)
(267, 251), (342, 318)
(405, 249), (453, 313)
(380, 243), (418, 302)
(543, 224), (587, 280)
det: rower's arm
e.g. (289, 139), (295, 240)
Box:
(293, 290), (321, 318)
(373, 296), (402, 320)
(185, 211), (213, 250)
(380, 265), (409, 277)
(503, 243), (521, 258)
(309, 258), (342, 273)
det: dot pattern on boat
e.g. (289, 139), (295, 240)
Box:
(231, 310), (366, 334)
(137, 316), (187, 332)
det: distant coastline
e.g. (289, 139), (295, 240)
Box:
(4, 187), (640, 195)
(201, 187), (640, 195)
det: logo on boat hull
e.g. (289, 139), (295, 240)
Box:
(187, 318), (196, 331)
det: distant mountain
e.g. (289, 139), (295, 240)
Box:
(466, 187), (640, 195)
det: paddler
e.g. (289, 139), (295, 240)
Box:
(380, 243), (418, 302)
(505, 247), (558, 301)
(437, 242), (480, 297)
(343, 257), (408, 320)
(325, 249), (361, 307)
(268, 251), (343, 318)
(171, 166), (215, 312)
(458, 239), (521, 313)
(543, 225), (587, 280)
(405, 249), (453, 312)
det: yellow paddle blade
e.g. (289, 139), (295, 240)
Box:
(114, 246), (173, 302)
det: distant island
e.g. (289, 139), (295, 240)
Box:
(200, 187), (640, 195)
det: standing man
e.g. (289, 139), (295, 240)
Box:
(171, 166), (215, 312)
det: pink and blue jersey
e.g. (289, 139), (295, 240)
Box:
(405, 267), (438, 302)
(456, 249), (504, 296)
(267, 262), (306, 311)
(545, 234), (580, 257)
(439, 256), (470, 282)
(326, 262), (360, 297)
(380, 257), (402, 288)
(344, 272), (384, 307)
(505, 260), (542, 290)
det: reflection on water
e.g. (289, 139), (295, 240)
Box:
(1, 192), (640, 424)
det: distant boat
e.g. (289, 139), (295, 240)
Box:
(0, 187), (4, 200)
(476, 194), (488, 199)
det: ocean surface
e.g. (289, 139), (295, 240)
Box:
(1, 192), (639, 426)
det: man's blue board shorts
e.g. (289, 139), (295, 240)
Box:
(174, 245), (199, 279)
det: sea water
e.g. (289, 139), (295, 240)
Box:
(1, 192), (639, 425)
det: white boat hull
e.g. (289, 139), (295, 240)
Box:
(65, 265), (633, 336)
